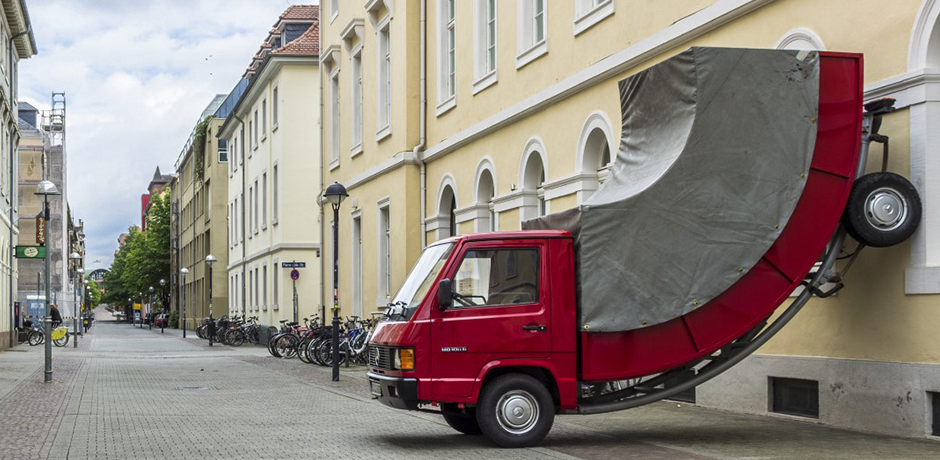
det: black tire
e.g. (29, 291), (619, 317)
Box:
(268, 333), (284, 356)
(54, 334), (69, 347)
(441, 404), (482, 435)
(197, 325), (207, 340)
(275, 335), (298, 359)
(227, 330), (245, 347)
(28, 331), (43, 346)
(297, 338), (314, 364)
(842, 172), (922, 248)
(476, 374), (555, 448)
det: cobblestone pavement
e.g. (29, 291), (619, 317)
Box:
(1, 311), (939, 459)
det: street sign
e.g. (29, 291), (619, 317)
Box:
(290, 269), (300, 281)
(36, 218), (46, 245)
(282, 262), (306, 268)
(15, 246), (46, 259)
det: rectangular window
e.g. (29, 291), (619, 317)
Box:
(378, 203), (391, 300)
(771, 377), (819, 418)
(473, 0), (498, 93)
(351, 48), (363, 150)
(377, 23), (392, 133)
(331, 71), (341, 164)
(253, 109), (259, 148)
(261, 98), (267, 139)
(262, 265), (268, 310)
(352, 215), (363, 316)
(517, 0), (548, 68)
(231, 137), (237, 172)
(443, 0), (456, 101)
(452, 248), (540, 307)
(235, 197), (241, 243)
(486, 0), (496, 72)
(273, 261), (279, 309)
(272, 86), (279, 128)
(248, 270), (253, 310)
(218, 138), (228, 163)
(248, 119), (253, 149)
(273, 165), (279, 222)
(533, 0), (545, 43)
(255, 268), (260, 306)
(930, 391), (940, 436)
(262, 173), (267, 228)
(254, 179), (259, 233)
(247, 187), (253, 238)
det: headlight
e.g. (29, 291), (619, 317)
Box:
(394, 348), (415, 371)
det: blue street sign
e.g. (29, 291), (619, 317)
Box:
(290, 269), (300, 281)
(282, 262), (306, 268)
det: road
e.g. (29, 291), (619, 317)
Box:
(0, 309), (937, 459)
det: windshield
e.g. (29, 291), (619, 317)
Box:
(384, 243), (454, 321)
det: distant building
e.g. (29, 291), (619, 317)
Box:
(141, 167), (172, 230)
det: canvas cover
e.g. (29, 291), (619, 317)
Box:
(524, 47), (820, 332)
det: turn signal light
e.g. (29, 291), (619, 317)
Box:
(398, 348), (415, 371)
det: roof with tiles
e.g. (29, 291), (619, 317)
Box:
(271, 22), (319, 56)
(278, 5), (319, 21)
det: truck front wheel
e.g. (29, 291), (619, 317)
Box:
(476, 374), (555, 448)
(441, 404), (481, 435)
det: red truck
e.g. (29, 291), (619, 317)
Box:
(366, 48), (921, 447)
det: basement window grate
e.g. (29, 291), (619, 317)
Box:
(931, 391), (939, 436)
(770, 377), (818, 418)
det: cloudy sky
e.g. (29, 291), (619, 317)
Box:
(19, 0), (305, 272)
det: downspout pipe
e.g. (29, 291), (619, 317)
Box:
(9, 27), (29, 344)
(413, 0), (428, 248)
(232, 113), (246, 319)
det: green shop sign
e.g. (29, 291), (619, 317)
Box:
(15, 245), (46, 259)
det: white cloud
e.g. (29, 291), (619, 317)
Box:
(20, 0), (311, 271)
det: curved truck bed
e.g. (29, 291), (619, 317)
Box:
(580, 52), (863, 381)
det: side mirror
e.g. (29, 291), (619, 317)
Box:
(438, 279), (453, 310)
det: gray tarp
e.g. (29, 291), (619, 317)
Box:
(524, 48), (819, 332)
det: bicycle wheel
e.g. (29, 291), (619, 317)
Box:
(316, 340), (346, 366)
(268, 333), (284, 356)
(54, 334), (69, 347)
(28, 331), (43, 346)
(297, 338), (314, 364)
(197, 325), (207, 340)
(228, 330), (245, 347)
(274, 335), (299, 359)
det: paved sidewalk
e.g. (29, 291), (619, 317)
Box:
(1, 314), (938, 459)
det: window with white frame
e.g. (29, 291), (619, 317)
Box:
(273, 164), (279, 222)
(331, 0), (338, 21)
(378, 201), (391, 302)
(351, 46), (363, 150)
(272, 86), (279, 129)
(517, 0), (548, 68)
(574, 0), (614, 36)
(253, 109), (259, 149)
(262, 264), (268, 310)
(261, 98), (267, 140)
(231, 136), (237, 173)
(438, 0), (457, 108)
(331, 70), (341, 165)
(262, 172), (267, 228)
(254, 179), (259, 233)
(473, 0), (497, 89)
(255, 267), (260, 307)
(273, 259), (279, 309)
(235, 197), (240, 243)
(377, 21), (392, 136)
(248, 187), (253, 238)
(248, 270), (253, 309)
(248, 119), (253, 150)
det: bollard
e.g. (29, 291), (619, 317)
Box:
(73, 317), (78, 348)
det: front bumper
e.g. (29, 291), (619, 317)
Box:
(367, 372), (419, 410)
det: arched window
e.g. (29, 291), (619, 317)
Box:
(576, 112), (616, 202)
(521, 147), (547, 221)
(434, 177), (458, 240)
(476, 167), (496, 232)
(775, 28), (825, 51)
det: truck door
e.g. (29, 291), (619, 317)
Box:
(431, 241), (551, 397)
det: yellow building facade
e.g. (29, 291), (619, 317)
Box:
(322, 0), (940, 438)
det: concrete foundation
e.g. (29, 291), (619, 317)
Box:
(698, 353), (940, 439)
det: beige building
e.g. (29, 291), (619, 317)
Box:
(0, 0), (35, 350)
(321, 0), (940, 438)
(220, 5), (322, 327)
(172, 97), (230, 328)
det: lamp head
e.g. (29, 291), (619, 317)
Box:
(324, 182), (348, 208)
(35, 180), (60, 196)
(69, 252), (81, 261)
(180, 267), (189, 276)
(205, 254), (217, 266)
(159, 279), (166, 286)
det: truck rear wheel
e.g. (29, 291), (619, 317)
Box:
(441, 404), (481, 435)
(476, 374), (554, 448)
(842, 172), (921, 247)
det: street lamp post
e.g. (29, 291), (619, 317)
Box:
(36, 180), (59, 383)
(324, 182), (348, 382)
(159, 279), (166, 333)
(83, 280), (89, 332)
(127, 298), (131, 324)
(139, 292), (144, 328)
(205, 254), (216, 347)
(148, 286), (155, 330)
(180, 268), (188, 338)
(71, 260), (83, 349)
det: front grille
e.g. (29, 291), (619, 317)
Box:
(369, 345), (393, 370)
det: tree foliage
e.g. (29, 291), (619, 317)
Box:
(102, 189), (172, 308)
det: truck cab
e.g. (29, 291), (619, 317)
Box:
(367, 231), (578, 446)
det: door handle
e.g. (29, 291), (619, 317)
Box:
(522, 325), (547, 332)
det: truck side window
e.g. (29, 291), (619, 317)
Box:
(452, 248), (539, 308)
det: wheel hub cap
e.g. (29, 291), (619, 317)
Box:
(496, 390), (539, 435)
(865, 187), (908, 231)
